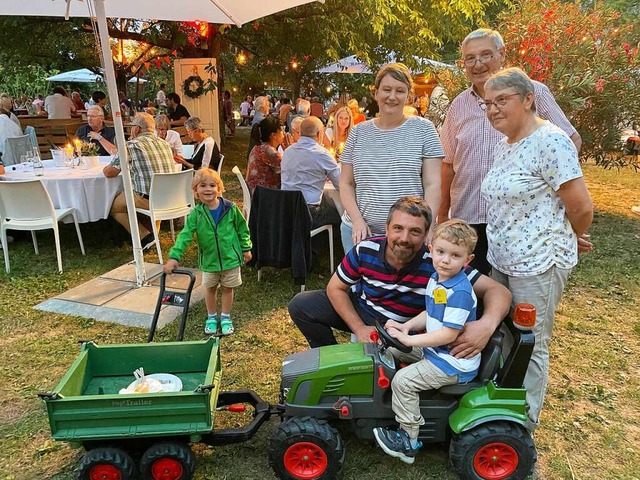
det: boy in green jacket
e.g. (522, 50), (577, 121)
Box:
(164, 168), (252, 335)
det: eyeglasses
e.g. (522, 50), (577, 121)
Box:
(461, 50), (499, 67)
(478, 93), (521, 111)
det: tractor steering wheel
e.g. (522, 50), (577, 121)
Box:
(375, 321), (412, 353)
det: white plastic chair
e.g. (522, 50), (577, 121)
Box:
(217, 154), (225, 175)
(310, 223), (334, 274)
(0, 180), (85, 273)
(135, 170), (195, 264)
(232, 165), (251, 222)
(3, 135), (32, 166)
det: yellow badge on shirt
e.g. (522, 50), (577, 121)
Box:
(433, 288), (447, 304)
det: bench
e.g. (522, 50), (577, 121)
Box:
(19, 118), (84, 159)
(33, 123), (83, 159)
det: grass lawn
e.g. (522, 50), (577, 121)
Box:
(1, 128), (639, 480)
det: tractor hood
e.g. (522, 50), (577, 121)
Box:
(280, 343), (374, 406)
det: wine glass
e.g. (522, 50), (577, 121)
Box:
(64, 152), (74, 172)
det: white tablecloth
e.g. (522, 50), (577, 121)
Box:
(0, 157), (123, 223)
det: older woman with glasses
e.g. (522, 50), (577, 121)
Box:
(155, 114), (183, 166)
(480, 67), (593, 429)
(439, 28), (581, 276)
(182, 116), (221, 171)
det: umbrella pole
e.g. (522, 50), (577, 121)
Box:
(93, 0), (146, 287)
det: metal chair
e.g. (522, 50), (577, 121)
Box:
(0, 180), (85, 273)
(232, 165), (251, 221)
(135, 170), (195, 264)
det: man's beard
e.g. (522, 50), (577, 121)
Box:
(391, 242), (415, 262)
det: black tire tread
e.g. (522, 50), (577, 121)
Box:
(449, 421), (536, 480)
(78, 447), (134, 480)
(139, 442), (195, 480)
(268, 416), (345, 480)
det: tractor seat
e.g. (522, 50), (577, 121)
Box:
(437, 328), (504, 397)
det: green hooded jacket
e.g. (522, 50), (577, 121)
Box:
(168, 198), (251, 272)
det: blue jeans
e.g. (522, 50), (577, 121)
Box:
(340, 221), (353, 255)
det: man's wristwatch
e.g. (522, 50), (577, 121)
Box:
(96, 134), (103, 141)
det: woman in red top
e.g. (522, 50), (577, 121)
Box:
(246, 116), (285, 195)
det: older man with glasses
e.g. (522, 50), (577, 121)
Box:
(75, 105), (117, 156)
(103, 112), (175, 249)
(438, 28), (582, 276)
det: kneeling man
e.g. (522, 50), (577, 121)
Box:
(288, 196), (511, 358)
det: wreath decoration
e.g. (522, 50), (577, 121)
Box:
(183, 75), (205, 99)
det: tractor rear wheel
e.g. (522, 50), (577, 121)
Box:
(269, 416), (345, 480)
(449, 421), (536, 480)
(78, 447), (134, 480)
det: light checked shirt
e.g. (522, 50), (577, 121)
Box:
(281, 136), (340, 205)
(110, 132), (175, 195)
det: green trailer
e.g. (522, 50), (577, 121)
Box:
(39, 338), (276, 480)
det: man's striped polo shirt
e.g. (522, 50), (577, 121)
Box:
(336, 236), (481, 324)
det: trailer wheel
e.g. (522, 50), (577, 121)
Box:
(449, 421), (536, 480)
(78, 447), (134, 480)
(268, 416), (345, 480)
(139, 442), (195, 480)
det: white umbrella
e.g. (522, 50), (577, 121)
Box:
(316, 54), (454, 74)
(1, 0), (323, 25)
(46, 68), (148, 84)
(0, 0), (325, 286)
(316, 55), (373, 74)
(46, 68), (102, 82)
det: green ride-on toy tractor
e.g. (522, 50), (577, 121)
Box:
(39, 268), (536, 480)
(268, 305), (537, 480)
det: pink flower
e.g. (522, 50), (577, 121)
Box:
(595, 78), (605, 93)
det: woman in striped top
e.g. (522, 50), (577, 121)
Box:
(339, 63), (445, 253)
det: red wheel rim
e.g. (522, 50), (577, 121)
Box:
(151, 458), (183, 480)
(473, 442), (519, 480)
(283, 441), (328, 479)
(89, 464), (122, 480)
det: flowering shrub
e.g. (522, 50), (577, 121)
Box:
(498, 0), (640, 167)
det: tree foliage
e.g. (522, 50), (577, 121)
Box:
(221, 0), (509, 98)
(0, 0), (509, 101)
(498, 0), (640, 167)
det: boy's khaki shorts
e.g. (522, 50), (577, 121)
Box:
(202, 266), (242, 288)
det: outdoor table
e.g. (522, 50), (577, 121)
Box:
(0, 156), (123, 223)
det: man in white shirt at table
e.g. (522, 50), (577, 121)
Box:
(44, 86), (76, 120)
(103, 112), (175, 249)
(281, 116), (343, 229)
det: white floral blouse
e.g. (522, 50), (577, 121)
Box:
(481, 121), (582, 277)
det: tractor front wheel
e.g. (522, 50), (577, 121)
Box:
(268, 416), (345, 480)
(449, 421), (536, 480)
(139, 442), (195, 480)
(78, 447), (134, 480)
